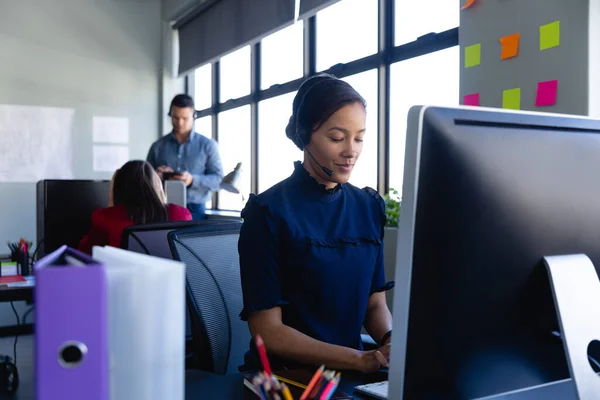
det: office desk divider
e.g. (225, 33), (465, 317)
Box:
(35, 245), (185, 400)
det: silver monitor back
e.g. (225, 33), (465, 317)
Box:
(165, 180), (186, 208)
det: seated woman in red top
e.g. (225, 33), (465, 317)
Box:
(79, 160), (192, 254)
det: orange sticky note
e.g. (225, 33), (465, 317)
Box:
(499, 33), (520, 60)
(461, 0), (476, 10)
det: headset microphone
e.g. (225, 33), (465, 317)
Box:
(305, 147), (334, 177)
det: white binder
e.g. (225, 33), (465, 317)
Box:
(92, 246), (185, 400)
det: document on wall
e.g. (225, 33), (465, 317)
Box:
(0, 104), (75, 182)
(92, 116), (129, 144)
(93, 145), (129, 172)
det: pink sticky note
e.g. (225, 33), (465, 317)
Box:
(464, 93), (480, 106)
(536, 80), (558, 106)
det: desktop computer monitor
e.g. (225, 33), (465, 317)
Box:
(388, 106), (600, 399)
(36, 180), (110, 258)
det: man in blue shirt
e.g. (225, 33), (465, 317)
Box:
(147, 94), (223, 220)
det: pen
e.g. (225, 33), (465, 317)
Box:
(255, 334), (273, 376)
(274, 374), (307, 390)
(311, 370), (334, 399)
(300, 365), (324, 400)
(281, 383), (293, 400)
(319, 373), (341, 400)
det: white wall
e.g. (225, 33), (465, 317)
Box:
(0, 0), (162, 325)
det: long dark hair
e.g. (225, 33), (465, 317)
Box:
(285, 73), (366, 150)
(112, 160), (168, 224)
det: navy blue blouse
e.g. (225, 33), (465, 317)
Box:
(238, 161), (388, 367)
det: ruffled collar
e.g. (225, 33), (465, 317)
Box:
(291, 161), (343, 201)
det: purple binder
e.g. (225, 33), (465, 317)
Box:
(34, 245), (108, 400)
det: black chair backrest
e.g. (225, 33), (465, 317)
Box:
(168, 222), (248, 375)
(121, 219), (239, 258)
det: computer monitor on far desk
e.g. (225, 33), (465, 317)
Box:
(36, 180), (109, 258)
(388, 106), (600, 399)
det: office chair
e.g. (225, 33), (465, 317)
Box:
(121, 220), (238, 259)
(168, 222), (249, 375)
(121, 219), (240, 370)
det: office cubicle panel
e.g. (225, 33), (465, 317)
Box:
(168, 222), (247, 375)
(36, 180), (110, 258)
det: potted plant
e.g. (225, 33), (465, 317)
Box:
(383, 188), (400, 312)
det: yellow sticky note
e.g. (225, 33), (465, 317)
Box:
(540, 21), (560, 50)
(502, 88), (521, 110)
(465, 44), (481, 68)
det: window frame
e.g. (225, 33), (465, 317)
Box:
(190, 0), (458, 211)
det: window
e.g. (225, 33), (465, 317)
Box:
(261, 22), (304, 89)
(389, 47), (459, 197)
(217, 106), (251, 211)
(395, 0), (460, 45)
(316, 0), (378, 71)
(258, 92), (301, 192)
(220, 46), (251, 102)
(342, 69), (378, 190)
(194, 116), (212, 138)
(193, 63), (212, 110)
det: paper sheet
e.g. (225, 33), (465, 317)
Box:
(540, 21), (560, 50)
(463, 93), (480, 106)
(0, 104), (74, 182)
(502, 88), (521, 110)
(500, 33), (520, 60)
(536, 80), (558, 107)
(465, 44), (481, 68)
(93, 145), (129, 172)
(93, 116), (129, 143)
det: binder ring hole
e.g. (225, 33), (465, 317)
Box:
(58, 341), (87, 369)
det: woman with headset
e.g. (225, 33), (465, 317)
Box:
(239, 74), (393, 373)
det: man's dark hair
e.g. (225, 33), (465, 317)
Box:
(170, 94), (195, 110)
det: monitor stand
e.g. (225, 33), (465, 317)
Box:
(543, 254), (600, 400)
(479, 254), (600, 400)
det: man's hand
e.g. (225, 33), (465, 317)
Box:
(156, 165), (174, 179)
(172, 171), (193, 187)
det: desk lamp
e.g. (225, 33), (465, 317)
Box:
(221, 162), (242, 194)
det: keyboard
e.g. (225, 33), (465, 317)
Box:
(354, 380), (388, 399)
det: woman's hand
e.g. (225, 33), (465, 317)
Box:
(356, 343), (390, 374)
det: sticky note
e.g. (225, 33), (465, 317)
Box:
(499, 33), (520, 60)
(465, 44), (481, 68)
(536, 80), (558, 106)
(461, 0), (476, 10)
(463, 93), (480, 106)
(502, 88), (521, 110)
(540, 21), (560, 50)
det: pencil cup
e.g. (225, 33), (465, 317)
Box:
(11, 251), (30, 276)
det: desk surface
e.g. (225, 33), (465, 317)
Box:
(185, 369), (388, 400)
(0, 285), (32, 303)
